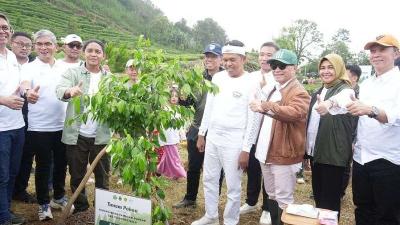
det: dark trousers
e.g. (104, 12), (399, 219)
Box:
(311, 162), (345, 216)
(341, 163), (351, 198)
(245, 145), (268, 211)
(184, 137), (223, 201)
(353, 159), (400, 225)
(29, 131), (66, 205)
(67, 135), (110, 211)
(13, 134), (34, 196)
(0, 127), (24, 223)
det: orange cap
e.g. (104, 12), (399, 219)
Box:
(364, 34), (400, 50)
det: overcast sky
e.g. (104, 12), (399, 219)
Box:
(150, 0), (400, 54)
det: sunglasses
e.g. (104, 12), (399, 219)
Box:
(67, 42), (82, 50)
(271, 63), (292, 70)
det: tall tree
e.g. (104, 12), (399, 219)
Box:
(193, 18), (227, 49)
(274, 19), (323, 63)
(322, 28), (353, 63)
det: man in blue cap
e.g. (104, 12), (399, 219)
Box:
(173, 43), (224, 208)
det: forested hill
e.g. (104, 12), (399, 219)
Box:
(1, 0), (227, 52)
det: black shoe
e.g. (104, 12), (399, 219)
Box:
(12, 191), (37, 203)
(172, 199), (196, 209)
(10, 213), (25, 225)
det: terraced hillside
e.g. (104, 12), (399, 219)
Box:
(0, 0), (159, 45)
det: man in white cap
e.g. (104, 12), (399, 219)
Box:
(59, 34), (82, 69)
(191, 40), (258, 225)
(346, 34), (400, 225)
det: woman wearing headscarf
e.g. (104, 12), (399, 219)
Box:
(305, 53), (357, 216)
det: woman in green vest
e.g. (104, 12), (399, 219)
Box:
(305, 53), (357, 217)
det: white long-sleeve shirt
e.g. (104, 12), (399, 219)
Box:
(353, 67), (400, 165)
(199, 70), (258, 152)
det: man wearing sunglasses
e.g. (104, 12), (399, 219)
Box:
(250, 49), (310, 225)
(60, 34), (83, 69)
(240, 42), (279, 225)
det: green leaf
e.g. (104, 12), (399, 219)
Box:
(72, 97), (81, 114)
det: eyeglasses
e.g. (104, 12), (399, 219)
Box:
(35, 42), (54, 48)
(271, 63), (292, 70)
(67, 42), (82, 50)
(12, 41), (32, 49)
(0, 25), (10, 32)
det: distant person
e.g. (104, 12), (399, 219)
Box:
(306, 54), (357, 217)
(11, 31), (37, 205)
(240, 42), (279, 225)
(173, 43), (224, 209)
(191, 40), (258, 225)
(56, 39), (111, 214)
(0, 12), (26, 225)
(345, 64), (361, 96)
(250, 49), (310, 225)
(20, 29), (69, 221)
(156, 87), (186, 180)
(346, 34), (400, 225)
(125, 59), (139, 85)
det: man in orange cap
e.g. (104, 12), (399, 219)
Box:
(346, 34), (400, 225)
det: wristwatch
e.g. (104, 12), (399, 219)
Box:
(368, 106), (379, 118)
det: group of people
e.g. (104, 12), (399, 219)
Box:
(0, 12), (188, 225)
(0, 13), (113, 224)
(173, 36), (400, 225)
(1, 11), (400, 225)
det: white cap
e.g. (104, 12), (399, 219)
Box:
(125, 59), (134, 68)
(64, 34), (82, 44)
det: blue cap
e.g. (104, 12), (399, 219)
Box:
(203, 43), (222, 56)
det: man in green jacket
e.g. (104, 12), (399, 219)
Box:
(56, 39), (111, 213)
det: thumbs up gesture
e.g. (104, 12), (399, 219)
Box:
(315, 94), (333, 115)
(346, 94), (372, 116)
(69, 81), (83, 98)
(26, 85), (40, 104)
(0, 86), (25, 110)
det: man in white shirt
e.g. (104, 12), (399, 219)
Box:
(0, 13), (26, 225)
(20, 30), (69, 221)
(240, 42), (279, 225)
(191, 40), (258, 225)
(346, 34), (400, 225)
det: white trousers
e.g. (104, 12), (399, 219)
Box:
(203, 139), (243, 225)
(260, 163), (300, 209)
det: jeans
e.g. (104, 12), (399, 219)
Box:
(0, 127), (25, 223)
(353, 159), (400, 225)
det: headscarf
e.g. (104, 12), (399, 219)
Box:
(318, 53), (351, 88)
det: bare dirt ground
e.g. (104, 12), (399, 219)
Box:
(12, 142), (355, 224)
